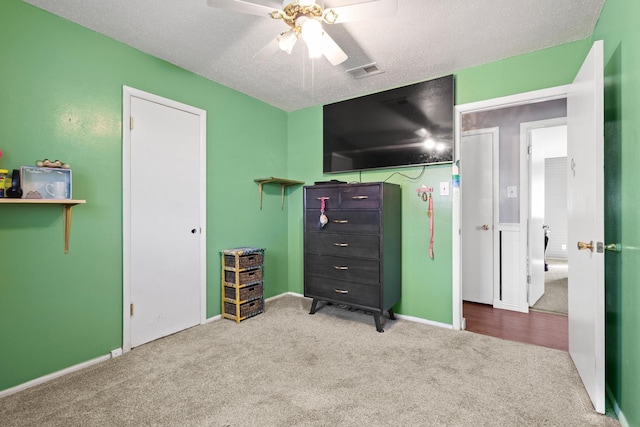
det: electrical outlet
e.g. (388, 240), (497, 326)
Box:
(110, 348), (123, 358)
(439, 181), (449, 196)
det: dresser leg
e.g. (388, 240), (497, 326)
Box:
(309, 298), (319, 315)
(373, 313), (384, 333)
(387, 308), (396, 320)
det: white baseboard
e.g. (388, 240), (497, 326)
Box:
(0, 353), (112, 399)
(606, 385), (629, 427)
(205, 314), (221, 324)
(266, 291), (305, 302)
(395, 313), (453, 330)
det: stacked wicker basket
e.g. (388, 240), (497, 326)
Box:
(221, 247), (264, 323)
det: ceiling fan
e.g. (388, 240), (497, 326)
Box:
(206, 0), (397, 66)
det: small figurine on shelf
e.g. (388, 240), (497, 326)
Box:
(35, 159), (71, 169)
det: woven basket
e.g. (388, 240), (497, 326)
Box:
(224, 268), (262, 285)
(224, 253), (263, 269)
(224, 298), (263, 319)
(224, 283), (263, 302)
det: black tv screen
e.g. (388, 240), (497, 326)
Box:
(323, 74), (454, 173)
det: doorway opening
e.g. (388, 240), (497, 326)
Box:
(523, 119), (568, 316)
(452, 85), (570, 350)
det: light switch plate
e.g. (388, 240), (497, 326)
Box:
(440, 181), (450, 196)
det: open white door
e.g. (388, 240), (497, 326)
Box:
(566, 40), (604, 413)
(528, 131), (546, 306)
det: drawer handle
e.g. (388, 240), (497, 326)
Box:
(332, 266), (349, 270)
(332, 243), (349, 247)
(351, 195), (369, 200)
(334, 289), (349, 294)
(315, 197), (330, 200)
(332, 219), (349, 224)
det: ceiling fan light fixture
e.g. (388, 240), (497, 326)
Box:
(299, 16), (324, 58)
(277, 30), (298, 54)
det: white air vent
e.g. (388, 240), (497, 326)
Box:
(346, 63), (385, 79)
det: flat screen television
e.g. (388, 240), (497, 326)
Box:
(323, 74), (454, 173)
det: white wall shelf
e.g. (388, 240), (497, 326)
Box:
(254, 177), (304, 210)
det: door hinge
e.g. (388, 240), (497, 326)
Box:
(130, 303), (134, 316)
(130, 116), (134, 130)
(527, 145), (532, 155)
(527, 275), (531, 284)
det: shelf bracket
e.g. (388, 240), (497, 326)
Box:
(62, 204), (73, 254)
(0, 199), (86, 254)
(253, 177), (304, 210)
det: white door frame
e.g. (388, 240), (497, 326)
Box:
(452, 85), (569, 330)
(520, 117), (567, 306)
(122, 86), (207, 353)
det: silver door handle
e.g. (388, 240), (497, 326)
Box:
(604, 243), (621, 252)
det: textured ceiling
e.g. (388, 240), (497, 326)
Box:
(22, 0), (604, 112)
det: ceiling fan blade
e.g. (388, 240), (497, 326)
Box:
(324, 0), (397, 24)
(252, 35), (282, 62)
(319, 31), (347, 66)
(206, 0), (279, 18)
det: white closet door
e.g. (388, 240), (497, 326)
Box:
(461, 128), (498, 305)
(130, 95), (202, 347)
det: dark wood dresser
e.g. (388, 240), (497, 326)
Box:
(303, 182), (401, 332)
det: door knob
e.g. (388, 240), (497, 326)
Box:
(577, 241), (594, 252)
(604, 243), (621, 252)
(482, 224), (490, 231)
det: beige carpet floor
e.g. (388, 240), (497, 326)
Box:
(532, 259), (568, 315)
(0, 294), (618, 427)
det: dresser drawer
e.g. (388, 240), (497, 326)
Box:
(339, 185), (380, 209)
(305, 232), (379, 259)
(305, 210), (380, 234)
(305, 187), (340, 210)
(305, 254), (379, 284)
(305, 276), (380, 308)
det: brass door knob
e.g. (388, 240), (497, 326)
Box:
(482, 224), (490, 231)
(577, 241), (594, 251)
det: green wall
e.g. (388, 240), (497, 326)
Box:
(2, 1), (638, 422)
(592, 0), (640, 425)
(0, 0), (290, 391)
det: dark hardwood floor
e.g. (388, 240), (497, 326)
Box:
(463, 301), (568, 352)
